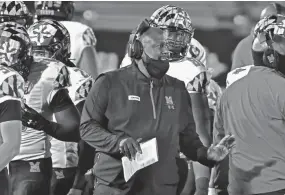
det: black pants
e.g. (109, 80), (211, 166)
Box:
(0, 168), (9, 195)
(176, 158), (189, 195)
(50, 167), (77, 195)
(9, 157), (52, 195)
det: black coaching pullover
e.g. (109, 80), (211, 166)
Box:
(80, 62), (214, 186)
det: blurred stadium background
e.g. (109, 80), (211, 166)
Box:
(24, 1), (285, 86)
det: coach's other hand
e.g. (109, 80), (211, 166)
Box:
(207, 135), (235, 162)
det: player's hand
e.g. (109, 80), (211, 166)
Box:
(207, 135), (235, 162)
(21, 103), (49, 130)
(67, 188), (82, 195)
(119, 137), (142, 160)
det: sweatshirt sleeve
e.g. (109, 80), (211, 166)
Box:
(80, 75), (127, 154)
(179, 85), (216, 168)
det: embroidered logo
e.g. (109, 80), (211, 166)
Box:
(165, 96), (175, 109)
(128, 95), (140, 102)
(29, 162), (40, 172)
(55, 170), (65, 179)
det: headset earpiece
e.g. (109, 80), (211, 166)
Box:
(127, 19), (151, 59)
(263, 48), (279, 69)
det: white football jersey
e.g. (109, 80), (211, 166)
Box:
(13, 57), (70, 161)
(51, 67), (93, 168)
(226, 65), (254, 88)
(60, 21), (97, 67)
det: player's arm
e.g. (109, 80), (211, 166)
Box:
(22, 67), (81, 142)
(179, 85), (216, 168)
(186, 70), (212, 195)
(187, 72), (212, 147)
(0, 99), (22, 171)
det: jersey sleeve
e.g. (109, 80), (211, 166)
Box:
(53, 65), (71, 90)
(67, 67), (94, 104)
(0, 99), (21, 122)
(206, 79), (223, 111)
(73, 78), (93, 105)
(47, 65), (71, 106)
(184, 58), (211, 94)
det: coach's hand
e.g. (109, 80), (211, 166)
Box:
(21, 103), (49, 130)
(207, 135), (235, 162)
(119, 137), (142, 160)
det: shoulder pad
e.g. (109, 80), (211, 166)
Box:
(67, 67), (93, 103)
(73, 78), (93, 103)
(168, 57), (209, 87)
(226, 65), (254, 88)
(0, 65), (24, 103)
(39, 59), (71, 89)
(54, 65), (70, 89)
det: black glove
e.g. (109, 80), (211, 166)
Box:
(119, 137), (142, 160)
(21, 103), (50, 130)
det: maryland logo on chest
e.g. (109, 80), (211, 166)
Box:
(165, 96), (175, 110)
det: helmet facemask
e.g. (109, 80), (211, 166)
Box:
(161, 27), (193, 62)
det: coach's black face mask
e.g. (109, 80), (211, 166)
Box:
(142, 51), (170, 80)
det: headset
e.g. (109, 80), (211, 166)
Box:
(261, 14), (282, 69)
(127, 19), (151, 59)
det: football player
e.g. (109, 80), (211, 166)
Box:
(34, 1), (100, 79)
(27, 19), (94, 195)
(9, 19), (81, 195)
(120, 5), (216, 195)
(0, 1), (32, 27)
(0, 22), (28, 195)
